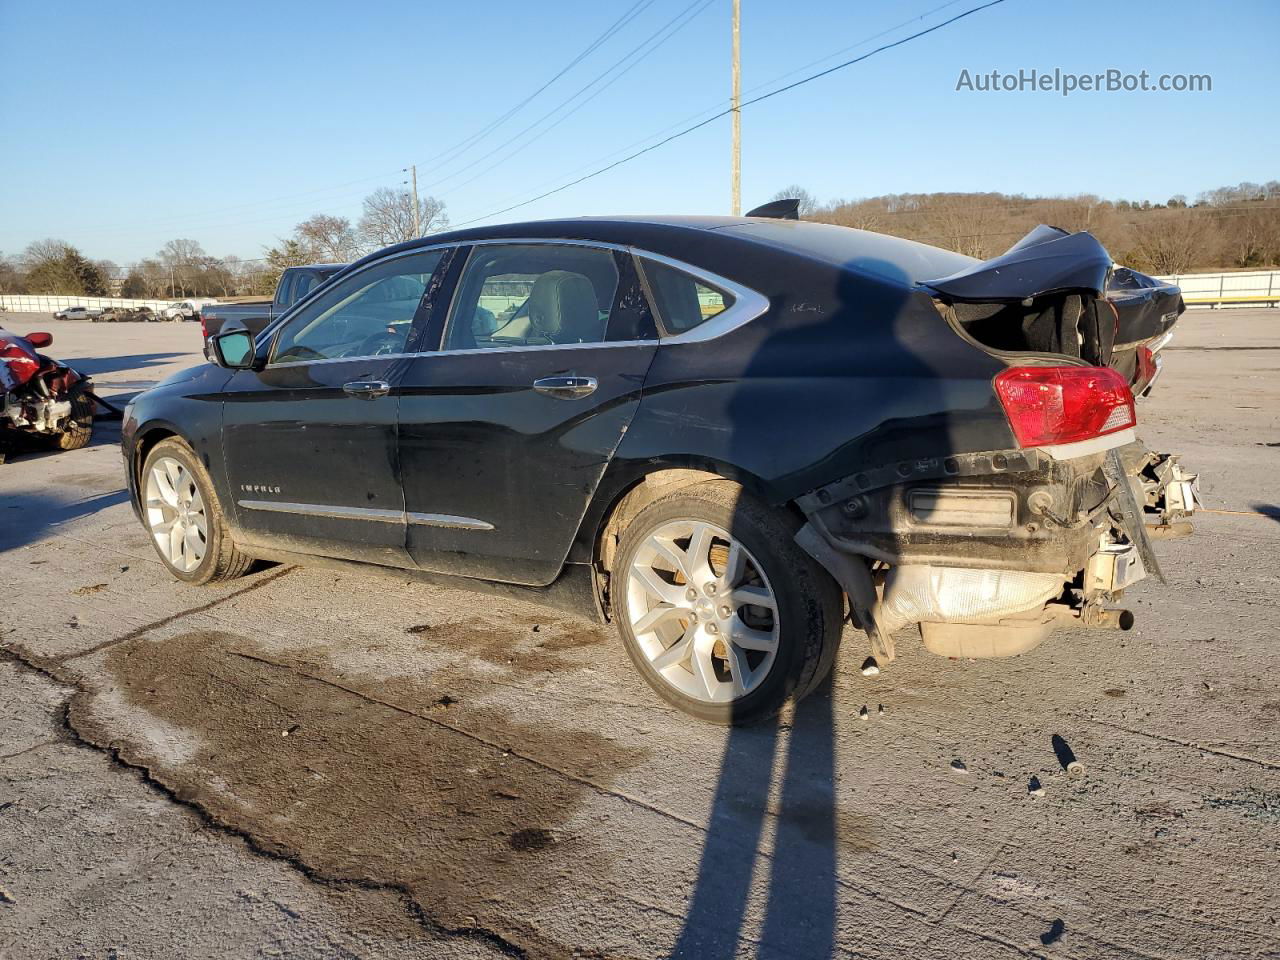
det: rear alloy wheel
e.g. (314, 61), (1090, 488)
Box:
(141, 437), (254, 584)
(613, 480), (843, 724)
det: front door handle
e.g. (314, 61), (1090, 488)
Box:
(532, 375), (598, 400)
(343, 379), (391, 399)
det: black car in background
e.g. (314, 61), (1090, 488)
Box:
(122, 214), (1192, 723)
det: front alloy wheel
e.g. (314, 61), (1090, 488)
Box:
(145, 456), (208, 572)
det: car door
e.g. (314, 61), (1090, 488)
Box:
(219, 247), (447, 567)
(397, 241), (659, 586)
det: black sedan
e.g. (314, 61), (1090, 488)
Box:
(123, 213), (1183, 723)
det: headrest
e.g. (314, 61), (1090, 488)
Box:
(528, 270), (600, 343)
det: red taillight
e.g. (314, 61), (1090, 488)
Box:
(994, 365), (1136, 448)
(1135, 345), (1157, 389)
(0, 343), (39, 386)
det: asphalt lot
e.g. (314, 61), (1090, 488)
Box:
(0, 310), (1277, 960)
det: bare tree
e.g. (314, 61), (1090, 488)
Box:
(358, 187), (448, 248)
(294, 214), (361, 261)
(769, 185), (819, 218)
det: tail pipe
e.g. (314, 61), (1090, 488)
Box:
(1080, 606), (1135, 630)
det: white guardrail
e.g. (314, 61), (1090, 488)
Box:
(0, 294), (176, 313)
(3, 269), (1278, 315)
(1154, 269), (1280, 308)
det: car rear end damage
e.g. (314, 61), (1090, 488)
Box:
(794, 225), (1187, 664)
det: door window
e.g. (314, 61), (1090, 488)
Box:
(442, 244), (652, 350)
(270, 251), (444, 364)
(638, 258), (735, 334)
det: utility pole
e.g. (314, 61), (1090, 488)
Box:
(731, 0), (741, 216)
(407, 165), (421, 237)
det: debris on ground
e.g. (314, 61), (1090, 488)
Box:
(1051, 734), (1083, 775)
(858, 705), (870, 720)
(878, 704), (885, 716)
(950, 759), (968, 774)
(1040, 917), (1065, 945)
(1028, 776), (1045, 797)
(0, 884), (15, 904)
(73, 583), (109, 595)
(281, 724), (300, 737)
(405, 624), (431, 634)
(860, 657), (880, 676)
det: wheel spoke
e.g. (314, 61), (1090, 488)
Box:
(184, 525), (204, 561)
(728, 620), (779, 653)
(649, 536), (691, 581)
(726, 643), (751, 698)
(685, 523), (716, 582)
(689, 641), (718, 700)
(719, 541), (746, 589)
(164, 459), (183, 495)
(153, 469), (178, 506)
(632, 603), (687, 636)
(651, 625), (696, 671)
(168, 522), (184, 566)
(731, 584), (776, 612)
(631, 563), (683, 606)
(147, 498), (178, 521)
(188, 487), (204, 515)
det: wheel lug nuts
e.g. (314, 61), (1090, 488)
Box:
(705, 622), (719, 635)
(719, 605), (732, 619)
(685, 587), (698, 601)
(704, 582), (718, 596)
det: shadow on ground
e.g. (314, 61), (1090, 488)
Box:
(0, 487), (129, 552)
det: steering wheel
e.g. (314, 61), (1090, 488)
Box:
(357, 331), (403, 357)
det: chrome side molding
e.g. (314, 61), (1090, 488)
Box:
(238, 500), (494, 531)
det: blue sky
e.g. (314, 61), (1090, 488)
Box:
(1, 0), (1276, 265)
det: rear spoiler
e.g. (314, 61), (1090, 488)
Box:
(922, 225), (1113, 303)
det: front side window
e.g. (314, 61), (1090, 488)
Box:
(270, 250), (443, 364)
(639, 258), (734, 334)
(443, 244), (635, 351)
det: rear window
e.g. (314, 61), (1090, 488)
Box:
(639, 259), (734, 334)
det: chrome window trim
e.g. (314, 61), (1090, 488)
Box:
(431, 238), (769, 356)
(632, 250), (771, 345)
(239, 500), (495, 530)
(258, 237), (771, 365)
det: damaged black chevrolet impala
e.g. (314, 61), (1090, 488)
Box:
(122, 210), (1198, 723)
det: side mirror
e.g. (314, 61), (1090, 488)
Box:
(25, 331), (53, 348)
(210, 329), (256, 369)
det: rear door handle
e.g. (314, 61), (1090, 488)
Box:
(532, 375), (598, 399)
(343, 379), (391, 399)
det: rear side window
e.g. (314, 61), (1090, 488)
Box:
(639, 259), (734, 334)
(275, 272), (295, 307)
(292, 273), (317, 303)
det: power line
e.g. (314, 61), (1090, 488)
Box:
(64, 3), (656, 239)
(408, 0), (656, 178)
(419, 0), (714, 195)
(451, 0), (1011, 227)
(426, 0), (716, 199)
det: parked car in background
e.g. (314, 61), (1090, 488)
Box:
(159, 298), (218, 322)
(53, 306), (103, 321)
(199, 264), (347, 341)
(123, 212), (1194, 725)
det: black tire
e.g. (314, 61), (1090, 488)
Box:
(140, 437), (254, 585)
(53, 390), (94, 450)
(611, 480), (843, 725)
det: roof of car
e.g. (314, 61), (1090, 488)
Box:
(368, 215), (976, 289)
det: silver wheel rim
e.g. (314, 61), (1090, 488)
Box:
(145, 456), (208, 572)
(625, 519), (780, 704)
